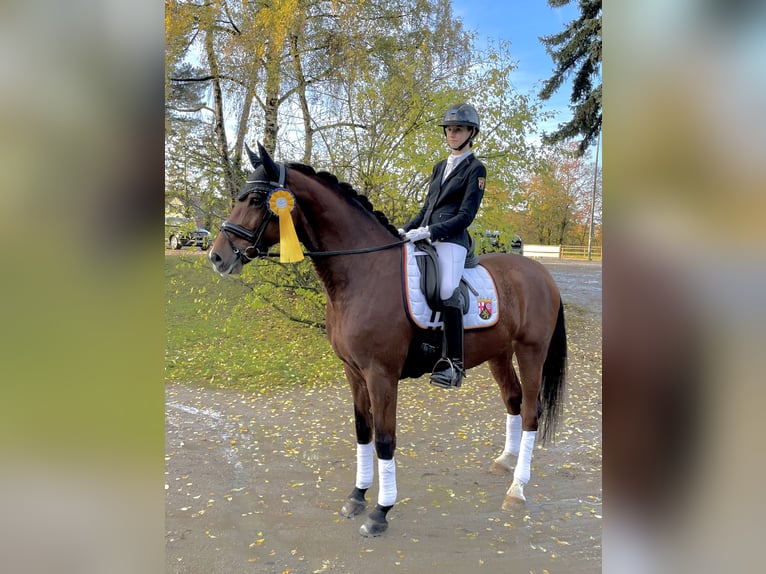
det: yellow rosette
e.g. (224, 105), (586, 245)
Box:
(267, 189), (304, 263)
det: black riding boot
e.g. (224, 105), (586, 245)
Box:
(430, 294), (465, 389)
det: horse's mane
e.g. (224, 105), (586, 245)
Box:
(287, 163), (400, 238)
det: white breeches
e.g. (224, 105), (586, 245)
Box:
(433, 241), (468, 300)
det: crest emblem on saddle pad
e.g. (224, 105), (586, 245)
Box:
(478, 298), (493, 320)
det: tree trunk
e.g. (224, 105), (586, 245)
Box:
(290, 33), (313, 164)
(263, 52), (280, 156)
(233, 62), (258, 176)
(204, 22), (238, 202)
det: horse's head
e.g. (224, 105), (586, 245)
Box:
(209, 143), (286, 274)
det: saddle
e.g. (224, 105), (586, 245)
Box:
(413, 238), (479, 314)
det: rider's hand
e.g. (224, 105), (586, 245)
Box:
(397, 228), (406, 238)
(405, 227), (431, 242)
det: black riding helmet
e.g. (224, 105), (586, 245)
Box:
(438, 103), (480, 151)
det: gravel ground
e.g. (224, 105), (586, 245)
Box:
(166, 259), (602, 573)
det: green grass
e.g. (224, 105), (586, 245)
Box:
(165, 255), (345, 391)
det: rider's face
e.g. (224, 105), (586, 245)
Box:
(445, 125), (472, 150)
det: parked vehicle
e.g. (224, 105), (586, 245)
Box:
(165, 216), (211, 250)
(478, 229), (523, 255)
(509, 235), (524, 255)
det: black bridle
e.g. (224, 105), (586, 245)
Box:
(220, 163), (287, 263)
(221, 162), (407, 263)
(220, 216), (274, 262)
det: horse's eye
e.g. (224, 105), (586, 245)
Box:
(249, 194), (265, 206)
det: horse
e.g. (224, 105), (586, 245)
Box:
(209, 143), (567, 537)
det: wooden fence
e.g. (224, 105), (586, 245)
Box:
(523, 244), (602, 261)
(522, 244), (561, 258)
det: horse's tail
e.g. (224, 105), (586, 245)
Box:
(539, 298), (567, 444)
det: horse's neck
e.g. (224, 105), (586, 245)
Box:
(292, 177), (396, 299)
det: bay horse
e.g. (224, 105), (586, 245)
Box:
(209, 143), (566, 537)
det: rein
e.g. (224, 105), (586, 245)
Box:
(221, 162), (407, 262)
(225, 238), (408, 261)
(303, 240), (407, 258)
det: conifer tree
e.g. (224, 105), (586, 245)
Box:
(539, 0), (602, 156)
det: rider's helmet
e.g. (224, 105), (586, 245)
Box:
(438, 103), (480, 133)
(438, 103), (480, 151)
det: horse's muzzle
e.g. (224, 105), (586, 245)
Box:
(208, 248), (242, 275)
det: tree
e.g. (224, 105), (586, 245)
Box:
(165, 113), (231, 230)
(514, 142), (600, 245)
(165, 1), (540, 207)
(539, 0), (602, 156)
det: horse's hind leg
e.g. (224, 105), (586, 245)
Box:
(340, 365), (374, 519)
(503, 344), (545, 508)
(488, 352), (523, 473)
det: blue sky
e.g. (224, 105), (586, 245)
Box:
(450, 0), (583, 142)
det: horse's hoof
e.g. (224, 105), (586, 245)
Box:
(502, 494), (526, 511)
(502, 479), (526, 510)
(341, 498), (366, 518)
(492, 451), (515, 473)
(359, 517), (388, 537)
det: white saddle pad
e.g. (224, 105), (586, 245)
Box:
(403, 242), (499, 330)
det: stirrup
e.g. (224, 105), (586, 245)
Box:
(429, 358), (464, 388)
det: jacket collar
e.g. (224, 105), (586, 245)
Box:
(440, 153), (474, 186)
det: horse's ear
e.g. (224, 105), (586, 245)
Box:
(245, 143), (261, 169)
(257, 142), (280, 182)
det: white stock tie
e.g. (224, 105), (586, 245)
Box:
(442, 156), (457, 183)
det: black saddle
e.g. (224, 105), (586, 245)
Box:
(412, 238), (479, 314)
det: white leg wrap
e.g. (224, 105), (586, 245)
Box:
(377, 458), (397, 507)
(504, 413), (522, 456)
(513, 430), (536, 484)
(355, 442), (374, 490)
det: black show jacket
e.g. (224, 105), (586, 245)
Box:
(404, 154), (486, 249)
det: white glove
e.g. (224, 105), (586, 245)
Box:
(397, 228), (406, 237)
(405, 226), (431, 242)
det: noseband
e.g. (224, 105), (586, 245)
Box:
(221, 163), (287, 263)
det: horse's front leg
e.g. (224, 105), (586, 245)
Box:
(340, 365), (374, 519)
(359, 369), (399, 537)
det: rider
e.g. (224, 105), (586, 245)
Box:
(400, 103), (487, 388)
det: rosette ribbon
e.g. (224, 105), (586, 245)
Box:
(267, 189), (304, 263)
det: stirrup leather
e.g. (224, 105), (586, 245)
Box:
(429, 357), (464, 388)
